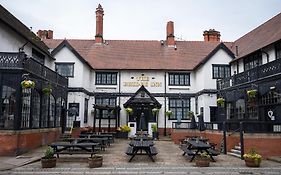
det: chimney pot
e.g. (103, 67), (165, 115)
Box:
(203, 29), (220, 42)
(166, 21), (175, 46)
(95, 4), (104, 44)
(37, 30), (53, 39)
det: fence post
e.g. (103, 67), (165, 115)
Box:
(240, 121), (244, 160)
(223, 121), (227, 154)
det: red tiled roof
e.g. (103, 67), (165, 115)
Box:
(44, 39), (230, 70)
(230, 13), (281, 62)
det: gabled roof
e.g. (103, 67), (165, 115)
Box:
(230, 13), (281, 62)
(0, 5), (53, 59)
(51, 40), (92, 68)
(45, 39), (233, 70)
(123, 85), (161, 108)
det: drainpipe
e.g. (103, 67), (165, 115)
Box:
(164, 72), (167, 136)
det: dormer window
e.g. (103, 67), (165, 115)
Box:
(55, 63), (74, 77)
(244, 52), (262, 71)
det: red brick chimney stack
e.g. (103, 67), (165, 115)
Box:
(166, 21), (175, 46)
(203, 29), (220, 42)
(37, 30), (53, 39)
(95, 4), (104, 44)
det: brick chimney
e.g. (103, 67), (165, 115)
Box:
(95, 4), (104, 44)
(203, 29), (220, 42)
(37, 30), (53, 39)
(166, 21), (175, 46)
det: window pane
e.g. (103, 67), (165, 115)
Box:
(174, 75), (179, 85)
(32, 90), (40, 128)
(112, 74), (117, 84)
(169, 74), (174, 84)
(49, 95), (55, 127)
(21, 88), (31, 128)
(179, 75), (184, 85)
(41, 94), (49, 127)
(0, 85), (16, 129)
(56, 64), (74, 77)
(56, 98), (62, 127)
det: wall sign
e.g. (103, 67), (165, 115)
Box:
(68, 103), (79, 117)
(123, 76), (162, 87)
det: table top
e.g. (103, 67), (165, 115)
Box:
(50, 142), (100, 147)
(129, 140), (154, 147)
(187, 140), (211, 149)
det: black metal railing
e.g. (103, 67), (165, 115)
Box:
(0, 52), (68, 86)
(217, 58), (281, 90)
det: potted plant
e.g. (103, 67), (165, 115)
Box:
(188, 111), (194, 119)
(247, 89), (258, 99)
(116, 124), (131, 138)
(42, 84), (52, 95)
(151, 124), (159, 140)
(217, 97), (225, 107)
(243, 148), (262, 167)
(165, 110), (173, 118)
(21, 80), (35, 89)
(41, 146), (56, 168)
(88, 154), (103, 168)
(195, 152), (210, 167)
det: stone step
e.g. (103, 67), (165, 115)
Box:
(230, 148), (241, 154)
(228, 152), (241, 158)
(235, 145), (241, 150)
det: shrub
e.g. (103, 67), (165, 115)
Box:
(243, 148), (262, 164)
(44, 147), (55, 159)
(119, 125), (131, 132)
(151, 124), (157, 132)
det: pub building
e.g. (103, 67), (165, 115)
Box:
(0, 5), (68, 155)
(42, 4), (235, 136)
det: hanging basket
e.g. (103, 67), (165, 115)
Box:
(21, 80), (35, 89)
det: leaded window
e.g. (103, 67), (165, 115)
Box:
(32, 90), (40, 128)
(168, 98), (190, 120)
(21, 88), (31, 128)
(95, 97), (116, 118)
(55, 63), (74, 77)
(244, 52), (262, 71)
(212, 65), (230, 79)
(275, 41), (281, 60)
(96, 72), (117, 85)
(0, 85), (16, 129)
(56, 98), (62, 127)
(169, 73), (190, 86)
(41, 94), (49, 127)
(49, 95), (55, 127)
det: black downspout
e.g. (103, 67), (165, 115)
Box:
(164, 72), (167, 136)
(240, 121), (244, 159)
(223, 121), (227, 154)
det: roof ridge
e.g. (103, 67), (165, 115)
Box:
(234, 12), (281, 43)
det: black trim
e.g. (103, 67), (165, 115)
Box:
(194, 43), (235, 70)
(168, 72), (190, 86)
(51, 40), (92, 69)
(95, 72), (118, 85)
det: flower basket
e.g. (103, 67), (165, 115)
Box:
(195, 153), (210, 167)
(165, 110), (172, 117)
(152, 108), (160, 116)
(125, 107), (133, 115)
(243, 149), (262, 167)
(217, 97), (225, 107)
(247, 89), (257, 99)
(21, 80), (35, 89)
(42, 84), (52, 95)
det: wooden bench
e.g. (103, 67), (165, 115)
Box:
(207, 148), (220, 156)
(126, 146), (134, 155)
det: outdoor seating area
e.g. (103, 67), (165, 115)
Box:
(179, 136), (220, 162)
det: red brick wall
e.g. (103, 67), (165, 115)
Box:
(0, 128), (61, 156)
(171, 129), (281, 158)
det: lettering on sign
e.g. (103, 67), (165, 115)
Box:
(123, 76), (162, 87)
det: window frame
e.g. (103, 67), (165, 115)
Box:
(243, 52), (262, 71)
(95, 97), (117, 119)
(275, 41), (281, 60)
(55, 62), (75, 78)
(212, 64), (231, 79)
(168, 73), (190, 86)
(95, 72), (117, 85)
(168, 98), (190, 120)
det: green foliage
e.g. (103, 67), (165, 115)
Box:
(188, 111), (194, 118)
(44, 147), (55, 159)
(119, 125), (131, 132)
(152, 108), (160, 116)
(243, 148), (262, 164)
(151, 124), (157, 132)
(42, 84), (52, 95)
(217, 97), (225, 106)
(247, 89), (257, 99)
(125, 108), (133, 115)
(21, 80), (35, 89)
(165, 110), (172, 117)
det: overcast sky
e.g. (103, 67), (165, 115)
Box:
(1, 0), (281, 41)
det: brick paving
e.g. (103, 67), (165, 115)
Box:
(0, 139), (280, 174)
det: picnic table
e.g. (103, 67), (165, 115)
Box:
(126, 140), (158, 162)
(50, 142), (100, 158)
(183, 140), (217, 162)
(66, 138), (107, 150)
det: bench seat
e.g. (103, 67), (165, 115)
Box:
(207, 148), (220, 156)
(149, 146), (158, 155)
(126, 146), (134, 155)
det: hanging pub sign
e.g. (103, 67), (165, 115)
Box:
(68, 103), (79, 117)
